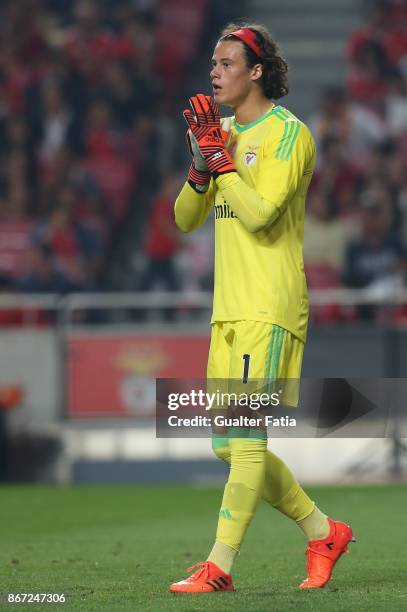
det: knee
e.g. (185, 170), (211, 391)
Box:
(211, 436), (231, 463)
(229, 436), (267, 463)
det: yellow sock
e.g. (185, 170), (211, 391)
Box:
(297, 506), (330, 540)
(212, 436), (315, 524)
(213, 436), (267, 559)
(207, 541), (238, 574)
(263, 449), (315, 521)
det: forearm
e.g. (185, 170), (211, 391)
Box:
(174, 181), (213, 232)
(215, 174), (284, 233)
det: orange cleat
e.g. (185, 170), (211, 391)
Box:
(170, 561), (234, 593)
(299, 517), (355, 589)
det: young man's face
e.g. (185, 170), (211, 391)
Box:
(210, 40), (262, 108)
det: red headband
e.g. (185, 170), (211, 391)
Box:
(229, 28), (262, 58)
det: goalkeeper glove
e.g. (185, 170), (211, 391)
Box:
(183, 93), (236, 178)
(186, 129), (211, 193)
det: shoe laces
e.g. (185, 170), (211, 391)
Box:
(187, 561), (211, 581)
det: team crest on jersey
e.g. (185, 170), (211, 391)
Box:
(244, 151), (257, 166)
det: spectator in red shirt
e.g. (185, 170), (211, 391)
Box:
(347, 1), (407, 84)
(312, 136), (363, 215)
(32, 201), (91, 289)
(346, 40), (389, 109)
(347, 1), (391, 66)
(63, 0), (135, 87)
(139, 173), (184, 319)
(85, 99), (123, 158)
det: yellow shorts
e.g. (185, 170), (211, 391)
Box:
(206, 321), (304, 407)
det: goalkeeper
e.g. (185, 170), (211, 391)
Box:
(170, 23), (354, 594)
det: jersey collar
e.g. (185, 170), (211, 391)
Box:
(233, 105), (282, 133)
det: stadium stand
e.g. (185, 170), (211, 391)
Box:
(0, 0), (210, 311)
(0, 0), (405, 326)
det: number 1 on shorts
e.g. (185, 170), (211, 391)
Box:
(242, 353), (250, 384)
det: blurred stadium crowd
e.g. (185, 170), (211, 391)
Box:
(305, 0), (407, 322)
(0, 0), (406, 325)
(0, 0), (214, 312)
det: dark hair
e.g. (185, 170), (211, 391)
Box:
(219, 22), (289, 100)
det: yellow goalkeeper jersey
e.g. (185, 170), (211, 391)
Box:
(175, 104), (316, 342)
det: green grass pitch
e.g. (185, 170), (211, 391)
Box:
(0, 483), (406, 611)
